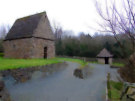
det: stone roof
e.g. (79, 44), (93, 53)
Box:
(97, 48), (113, 58)
(5, 12), (54, 40)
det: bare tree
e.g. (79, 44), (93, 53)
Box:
(95, 0), (135, 82)
(52, 21), (63, 40)
(52, 21), (75, 40)
(0, 24), (10, 39)
(0, 24), (10, 52)
(95, 0), (135, 56)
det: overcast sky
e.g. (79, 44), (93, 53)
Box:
(0, 0), (102, 35)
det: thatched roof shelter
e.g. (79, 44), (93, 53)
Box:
(97, 48), (113, 64)
(97, 48), (113, 58)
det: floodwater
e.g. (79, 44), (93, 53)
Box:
(5, 62), (118, 101)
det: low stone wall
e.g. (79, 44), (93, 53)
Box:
(120, 83), (135, 101)
(0, 62), (67, 101)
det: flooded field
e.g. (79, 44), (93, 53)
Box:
(3, 62), (119, 101)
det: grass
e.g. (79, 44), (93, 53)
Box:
(112, 63), (124, 67)
(88, 61), (98, 64)
(110, 81), (123, 90)
(57, 57), (88, 69)
(0, 57), (61, 70)
(0, 57), (88, 70)
(108, 80), (123, 100)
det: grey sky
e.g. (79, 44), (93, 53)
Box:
(0, 0), (102, 35)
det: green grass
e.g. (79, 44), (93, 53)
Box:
(110, 81), (123, 90)
(57, 57), (88, 69)
(0, 57), (61, 70)
(112, 63), (124, 67)
(0, 57), (88, 70)
(108, 80), (123, 100)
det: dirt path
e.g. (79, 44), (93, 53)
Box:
(7, 62), (116, 101)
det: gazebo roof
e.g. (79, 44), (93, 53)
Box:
(97, 48), (113, 58)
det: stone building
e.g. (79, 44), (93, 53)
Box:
(97, 48), (113, 64)
(3, 12), (55, 59)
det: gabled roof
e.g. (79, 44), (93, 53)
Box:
(97, 48), (113, 58)
(5, 12), (54, 40)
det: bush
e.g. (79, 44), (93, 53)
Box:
(119, 53), (135, 83)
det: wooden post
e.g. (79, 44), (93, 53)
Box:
(107, 73), (111, 99)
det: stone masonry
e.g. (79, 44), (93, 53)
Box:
(3, 12), (55, 59)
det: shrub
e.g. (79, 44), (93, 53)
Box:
(119, 53), (135, 83)
(0, 53), (4, 57)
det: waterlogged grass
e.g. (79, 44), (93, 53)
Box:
(112, 63), (124, 67)
(0, 57), (60, 70)
(57, 57), (88, 69)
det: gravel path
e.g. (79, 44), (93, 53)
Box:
(7, 62), (119, 101)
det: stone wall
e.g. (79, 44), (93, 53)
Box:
(3, 37), (55, 59)
(33, 15), (54, 40)
(3, 38), (34, 59)
(31, 37), (55, 59)
(109, 58), (112, 65)
(98, 58), (105, 64)
(97, 58), (112, 64)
